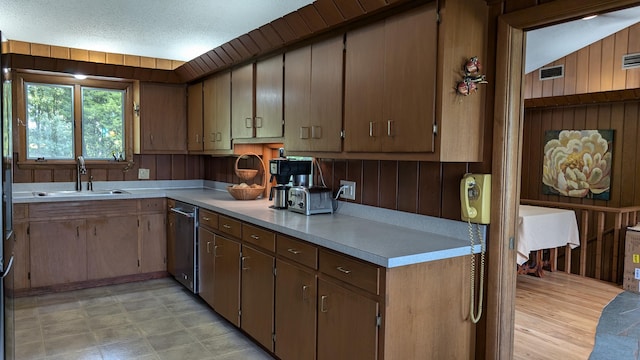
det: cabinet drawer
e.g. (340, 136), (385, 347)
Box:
(14, 204), (28, 220)
(277, 235), (318, 269)
(218, 215), (242, 239)
(140, 198), (165, 212)
(199, 209), (218, 230)
(319, 250), (380, 295)
(242, 224), (275, 252)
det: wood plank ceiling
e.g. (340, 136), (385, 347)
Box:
(175, 0), (414, 83)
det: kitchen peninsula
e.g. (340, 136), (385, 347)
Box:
(13, 181), (482, 359)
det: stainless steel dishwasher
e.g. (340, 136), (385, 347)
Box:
(168, 201), (198, 293)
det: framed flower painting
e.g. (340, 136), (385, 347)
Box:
(542, 129), (613, 200)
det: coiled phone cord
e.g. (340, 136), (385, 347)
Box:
(469, 220), (485, 324)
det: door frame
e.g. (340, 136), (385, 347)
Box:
(487, 0), (639, 358)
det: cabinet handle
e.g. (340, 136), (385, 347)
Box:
(216, 132), (222, 141)
(311, 126), (322, 139)
(287, 248), (301, 255)
(213, 245), (219, 257)
(222, 224), (231, 229)
(195, 134), (199, 143)
(202, 216), (210, 221)
(336, 266), (351, 274)
(150, 134), (154, 144)
(210, 133), (216, 142)
(77, 226), (80, 237)
(147, 221), (151, 231)
(387, 120), (394, 137)
(369, 121), (375, 137)
(320, 295), (328, 313)
(299, 127), (310, 139)
(241, 256), (250, 270)
(94, 227), (97, 236)
(255, 117), (263, 128)
(206, 241), (212, 254)
(302, 285), (309, 301)
(245, 117), (253, 128)
(250, 234), (260, 240)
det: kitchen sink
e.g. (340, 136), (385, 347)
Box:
(31, 189), (130, 197)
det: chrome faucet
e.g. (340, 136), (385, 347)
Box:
(76, 156), (87, 191)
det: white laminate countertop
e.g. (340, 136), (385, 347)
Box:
(13, 180), (485, 268)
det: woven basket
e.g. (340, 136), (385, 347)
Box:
(227, 153), (266, 200)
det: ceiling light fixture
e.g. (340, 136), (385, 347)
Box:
(582, 14), (598, 20)
(74, 74), (87, 80)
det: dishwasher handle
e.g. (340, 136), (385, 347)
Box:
(170, 207), (195, 218)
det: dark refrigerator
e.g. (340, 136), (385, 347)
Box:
(1, 32), (15, 360)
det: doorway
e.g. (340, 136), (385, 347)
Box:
(488, 0), (640, 358)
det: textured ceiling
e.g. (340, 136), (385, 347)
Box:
(0, 0), (314, 61)
(525, 6), (640, 73)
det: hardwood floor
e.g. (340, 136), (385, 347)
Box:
(514, 272), (623, 359)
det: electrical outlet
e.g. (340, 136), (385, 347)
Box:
(339, 180), (356, 200)
(138, 168), (150, 179)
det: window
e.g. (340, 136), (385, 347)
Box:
(16, 72), (133, 165)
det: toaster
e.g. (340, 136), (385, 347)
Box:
(287, 186), (334, 215)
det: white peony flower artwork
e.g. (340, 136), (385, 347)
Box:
(542, 129), (613, 200)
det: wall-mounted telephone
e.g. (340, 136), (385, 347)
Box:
(460, 173), (491, 324)
(460, 173), (491, 224)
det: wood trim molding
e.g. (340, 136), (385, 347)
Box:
(488, 0), (639, 358)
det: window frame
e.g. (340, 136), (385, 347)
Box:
(14, 71), (134, 167)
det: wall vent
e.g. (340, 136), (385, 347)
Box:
(539, 65), (564, 80)
(622, 53), (640, 70)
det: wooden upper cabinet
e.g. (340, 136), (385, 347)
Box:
(255, 54), (284, 138)
(344, 3), (437, 153)
(203, 72), (232, 151)
(232, 55), (284, 141)
(285, 36), (343, 152)
(231, 63), (255, 140)
(187, 82), (204, 152)
(139, 82), (187, 154)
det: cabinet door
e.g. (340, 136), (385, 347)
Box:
(275, 259), (316, 360)
(284, 45), (311, 152)
(309, 36), (343, 152)
(256, 55), (283, 138)
(139, 82), (187, 153)
(187, 82), (204, 152)
(13, 221), (30, 290)
(241, 245), (275, 351)
(203, 73), (231, 150)
(231, 63), (255, 140)
(344, 22), (385, 152)
(198, 228), (215, 308)
(383, 5), (437, 152)
(29, 220), (87, 287)
(317, 279), (379, 360)
(213, 235), (241, 326)
(166, 210), (177, 277)
(139, 213), (167, 273)
(87, 216), (139, 280)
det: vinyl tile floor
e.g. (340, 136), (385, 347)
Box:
(13, 278), (274, 360)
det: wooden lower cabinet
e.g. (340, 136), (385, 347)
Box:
(87, 216), (139, 280)
(166, 203), (177, 277)
(13, 221), (30, 290)
(317, 278), (379, 360)
(213, 235), (241, 326)
(275, 259), (317, 360)
(29, 220), (87, 288)
(139, 213), (167, 273)
(198, 228), (215, 307)
(240, 245), (275, 352)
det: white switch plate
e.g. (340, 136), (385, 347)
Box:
(138, 168), (150, 179)
(339, 180), (356, 200)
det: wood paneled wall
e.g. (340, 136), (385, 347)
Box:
(2, 40), (184, 70)
(13, 154), (204, 183)
(521, 101), (640, 207)
(524, 24), (640, 99)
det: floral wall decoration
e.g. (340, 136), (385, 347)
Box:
(542, 129), (613, 200)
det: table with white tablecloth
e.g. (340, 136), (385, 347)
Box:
(518, 205), (581, 266)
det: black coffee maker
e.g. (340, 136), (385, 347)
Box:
(269, 149), (311, 209)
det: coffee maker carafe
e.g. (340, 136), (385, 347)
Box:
(269, 149), (311, 209)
